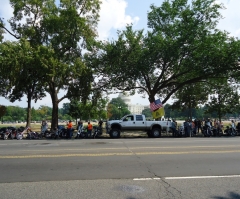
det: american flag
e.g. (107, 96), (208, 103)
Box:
(150, 99), (163, 111)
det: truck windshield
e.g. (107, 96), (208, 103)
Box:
(121, 116), (126, 121)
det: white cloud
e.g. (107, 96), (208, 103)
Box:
(0, 0), (16, 41)
(218, 0), (240, 38)
(97, 0), (139, 40)
(0, 0), (12, 20)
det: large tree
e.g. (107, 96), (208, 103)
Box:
(0, 0), (101, 129)
(170, 82), (209, 120)
(88, 0), (240, 107)
(205, 82), (239, 122)
(108, 97), (130, 120)
(0, 39), (46, 127)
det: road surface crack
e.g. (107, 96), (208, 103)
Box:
(121, 140), (184, 199)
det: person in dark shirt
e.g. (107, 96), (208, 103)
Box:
(197, 119), (202, 134)
(170, 119), (178, 137)
(98, 120), (103, 128)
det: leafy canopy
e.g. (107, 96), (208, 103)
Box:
(87, 0), (240, 104)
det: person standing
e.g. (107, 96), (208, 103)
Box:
(98, 120), (103, 128)
(184, 119), (191, 137)
(77, 121), (83, 131)
(67, 120), (73, 138)
(170, 119), (177, 137)
(41, 120), (48, 133)
(231, 120), (236, 134)
(87, 121), (93, 138)
(76, 121), (83, 138)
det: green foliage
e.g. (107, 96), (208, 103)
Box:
(0, 38), (47, 126)
(89, 0), (240, 105)
(0, 105), (6, 118)
(68, 96), (108, 122)
(142, 108), (152, 118)
(61, 103), (70, 115)
(170, 82), (209, 119)
(0, 0), (101, 129)
(108, 97), (130, 120)
(68, 100), (83, 122)
(204, 82), (240, 121)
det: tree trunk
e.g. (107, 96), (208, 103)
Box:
(51, 90), (59, 131)
(26, 94), (32, 127)
(148, 94), (155, 103)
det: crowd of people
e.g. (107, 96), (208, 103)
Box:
(41, 119), (103, 139)
(170, 118), (239, 137)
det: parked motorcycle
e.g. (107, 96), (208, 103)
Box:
(0, 127), (11, 140)
(58, 125), (67, 138)
(75, 127), (88, 139)
(202, 125), (213, 137)
(6, 127), (17, 139)
(224, 126), (236, 136)
(212, 127), (222, 137)
(177, 124), (185, 137)
(92, 126), (102, 139)
(43, 129), (55, 139)
(26, 127), (42, 139)
(16, 126), (27, 140)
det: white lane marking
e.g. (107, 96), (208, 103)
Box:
(133, 175), (240, 181)
(165, 175), (240, 180)
(133, 178), (161, 181)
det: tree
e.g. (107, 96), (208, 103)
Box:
(204, 82), (239, 122)
(61, 103), (70, 116)
(142, 108), (152, 118)
(68, 100), (83, 125)
(0, 20), (4, 42)
(0, 105), (6, 123)
(108, 97), (130, 120)
(0, 39), (46, 127)
(68, 95), (108, 124)
(0, 0), (101, 129)
(170, 82), (209, 120)
(88, 0), (240, 113)
(36, 105), (52, 120)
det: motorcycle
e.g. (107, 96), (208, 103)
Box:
(6, 127), (17, 139)
(176, 124), (184, 137)
(58, 125), (67, 138)
(202, 125), (213, 137)
(212, 127), (222, 137)
(92, 126), (102, 139)
(52, 127), (61, 139)
(0, 127), (11, 140)
(26, 127), (42, 139)
(42, 129), (53, 139)
(224, 126), (236, 136)
(75, 127), (88, 139)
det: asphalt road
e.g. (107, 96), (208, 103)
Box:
(0, 137), (240, 199)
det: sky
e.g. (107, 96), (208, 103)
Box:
(0, 0), (239, 109)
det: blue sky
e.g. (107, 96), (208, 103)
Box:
(0, 0), (239, 108)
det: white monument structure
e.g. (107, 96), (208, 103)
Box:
(118, 93), (148, 114)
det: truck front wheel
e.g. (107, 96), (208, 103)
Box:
(151, 128), (161, 138)
(110, 129), (120, 138)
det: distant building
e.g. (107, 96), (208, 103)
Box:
(118, 93), (148, 114)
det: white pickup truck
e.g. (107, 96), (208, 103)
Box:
(106, 114), (172, 138)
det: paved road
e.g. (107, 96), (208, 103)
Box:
(0, 137), (240, 199)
